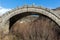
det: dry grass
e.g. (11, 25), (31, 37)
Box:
(4, 15), (59, 40)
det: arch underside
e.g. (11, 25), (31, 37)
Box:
(9, 12), (59, 29)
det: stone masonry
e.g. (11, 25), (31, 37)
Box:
(0, 5), (60, 40)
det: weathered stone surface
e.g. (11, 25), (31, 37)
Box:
(0, 5), (60, 40)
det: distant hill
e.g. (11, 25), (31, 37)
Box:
(52, 7), (60, 16)
(52, 7), (60, 10)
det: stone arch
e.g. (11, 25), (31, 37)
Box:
(1, 6), (60, 34)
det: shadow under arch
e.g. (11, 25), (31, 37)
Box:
(9, 12), (59, 30)
(9, 12), (40, 29)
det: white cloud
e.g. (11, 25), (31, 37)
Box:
(0, 6), (11, 16)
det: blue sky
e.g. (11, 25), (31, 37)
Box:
(0, 0), (60, 9)
(0, 0), (60, 15)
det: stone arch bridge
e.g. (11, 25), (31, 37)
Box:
(0, 5), (60, 35)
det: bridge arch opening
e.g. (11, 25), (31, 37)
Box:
(9, 12), (41, 29)
(9, 12), (59, 31)
(9, 12), (60, 40)
(9, 12), (59, 29)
